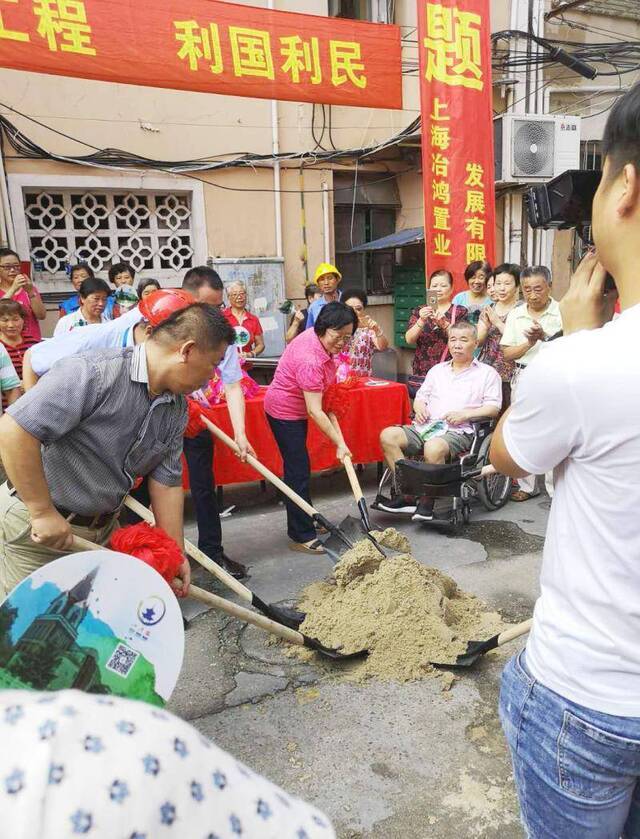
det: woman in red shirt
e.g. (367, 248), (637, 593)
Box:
(0, 298), (39, 408)
(223, 281), (265, 360)
(0, 249), (46, 342)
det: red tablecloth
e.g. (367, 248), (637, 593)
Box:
(183, 378), (411, 488)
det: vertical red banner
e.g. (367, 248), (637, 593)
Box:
(417, 0), (495, 293)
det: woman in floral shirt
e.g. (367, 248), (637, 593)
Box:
(477, 262), (521, 409)
(342, 288), (389, 377)
(405, 269), (467, 395)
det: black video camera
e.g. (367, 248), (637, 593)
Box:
(525, 169), (616, 292)
(525, 169), (601, 234)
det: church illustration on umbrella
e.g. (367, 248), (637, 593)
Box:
(0, 565), (107, 692)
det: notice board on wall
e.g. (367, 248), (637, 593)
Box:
(213, 257), (286, 358)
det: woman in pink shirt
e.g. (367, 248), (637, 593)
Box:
(0, 249), (46, 342)
(265, 302), (357, 554)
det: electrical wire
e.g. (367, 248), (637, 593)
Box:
(0, 99), (420, 170)
(0, 101), (419, 195)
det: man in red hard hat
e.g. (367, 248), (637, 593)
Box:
(0, 301), (235, 597)
(22, 284), (254, 580)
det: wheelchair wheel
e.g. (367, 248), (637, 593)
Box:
(476, 434), (511, 511)
(372, 466), (395, 508)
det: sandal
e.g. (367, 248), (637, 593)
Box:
(288, 539), (326, 555)
(510, 490), (540, 502)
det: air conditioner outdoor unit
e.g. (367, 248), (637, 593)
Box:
(494, 113), (581, 185)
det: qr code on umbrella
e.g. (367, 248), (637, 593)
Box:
(106, 643), (140, 678)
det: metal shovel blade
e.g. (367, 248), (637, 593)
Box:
(323, 516), (403, 561)
(303, 634), (369, 660)
(430, 635), (500, 670)
(253, 597), (306, 630)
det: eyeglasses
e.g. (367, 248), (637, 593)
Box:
(0, 263), (21, 272)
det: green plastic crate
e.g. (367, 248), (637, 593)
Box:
(393, 267), (426, 349)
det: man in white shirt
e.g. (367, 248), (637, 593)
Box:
(490, 82), (638, 838)
(500, 265), (563, 502)
(378, 321), (501, 520)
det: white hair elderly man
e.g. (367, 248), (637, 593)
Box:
(378, 320), (502, 521)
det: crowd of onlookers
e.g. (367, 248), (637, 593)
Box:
(0, 246), (563, 506)
(283, 258), (564, 503)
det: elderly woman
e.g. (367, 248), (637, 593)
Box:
(265, 301), (357, 554)
(452, 260), (493, 325)
(405, 269), (467, 396)
(54, 277), (113, 335)
(342, 288), (389, 377)
(223, 281), (265, 360)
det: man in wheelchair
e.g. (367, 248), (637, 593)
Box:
(377, 320), (502, 521)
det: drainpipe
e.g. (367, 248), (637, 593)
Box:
(267, 0), (283, 260)
(322, 182), (330, 264)
(0, 145), (16, 250)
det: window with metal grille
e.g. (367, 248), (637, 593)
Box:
(328, 0), (393, 23)
(22, 190), (194, 280)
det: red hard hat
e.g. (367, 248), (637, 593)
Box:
(138, 288), (195, 326)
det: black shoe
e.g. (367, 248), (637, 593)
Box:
(412, 497), (434, 522)
(216, 553), (249, 580)
(375, 494), (417, 514)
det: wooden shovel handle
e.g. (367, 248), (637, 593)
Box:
(497, 619), (533, 647)
(71, 535), (303, 646)
(72, 534), (103, 552)
(201, 415), (318, 518)
(343, 456), (364, 504)
(179, 583), (303, 646)
(123, 495), (251, 604)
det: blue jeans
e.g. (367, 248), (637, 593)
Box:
(500, 649), (640, 838)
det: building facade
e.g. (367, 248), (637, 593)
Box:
(0, 0), (638, 364)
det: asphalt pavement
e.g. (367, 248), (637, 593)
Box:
(170, 466), (549, 838)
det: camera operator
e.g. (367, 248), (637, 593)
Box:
(490, 83), (637, 838)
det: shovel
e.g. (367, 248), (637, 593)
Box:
(72, 534), (368, 662)
(430, 618), (533, 669)
(123, 495), (305, 630)
(200, 415), (355, 560)
(343, 456), (395, 558)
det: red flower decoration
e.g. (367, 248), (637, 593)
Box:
(322, 377), (358, 422)
(110, 523), (183, 584)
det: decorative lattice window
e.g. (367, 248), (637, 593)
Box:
(22, 190), (194, 280)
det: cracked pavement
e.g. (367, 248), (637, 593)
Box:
(168, 466), (548, 838)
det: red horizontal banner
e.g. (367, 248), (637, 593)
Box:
(0, 0), (402, 109)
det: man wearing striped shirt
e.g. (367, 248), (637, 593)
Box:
(0, 303), (234, 598)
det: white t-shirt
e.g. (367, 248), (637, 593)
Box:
(53, 307), (111, 336)
(503, 303), (640, 716)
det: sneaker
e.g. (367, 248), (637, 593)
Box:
(374, 494), (417, 514)
(412, 497), (435, 522)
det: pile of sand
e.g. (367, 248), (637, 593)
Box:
(295, 528), (503, 683)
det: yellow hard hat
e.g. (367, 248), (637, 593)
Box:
(314, 262), (342, 283)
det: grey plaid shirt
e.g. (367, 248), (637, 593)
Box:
(8, 344), (187, 515)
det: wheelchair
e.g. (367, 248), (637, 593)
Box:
(372, 419), (511, 528)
